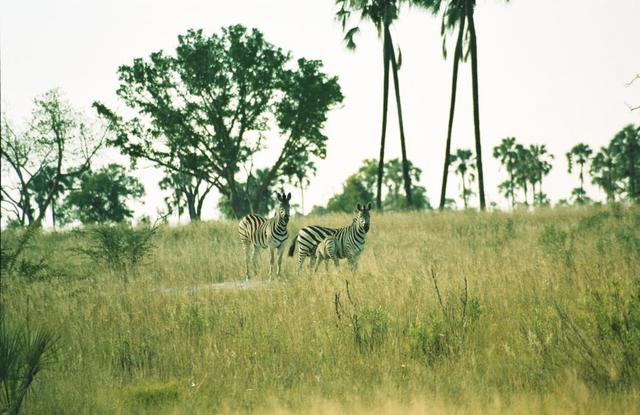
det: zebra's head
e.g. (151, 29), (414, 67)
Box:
(355, 202), (372, 233)
(276, 191), (291, 223)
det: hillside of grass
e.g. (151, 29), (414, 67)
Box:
(2, 205), (640, 414)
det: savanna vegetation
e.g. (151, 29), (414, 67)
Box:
(2, 1), (639, 414)
(1, 205), (639, 414)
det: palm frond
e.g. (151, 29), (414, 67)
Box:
(344, 26), (361, 50)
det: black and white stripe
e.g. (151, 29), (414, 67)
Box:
(288, 202), (372, 273)
(314, 235), (338, 272)
(238, 191), (291, 278)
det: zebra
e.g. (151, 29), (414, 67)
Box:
(288, 202), (372, 273)
(238, 191), (291, 279)
(314, 235), (338, 273)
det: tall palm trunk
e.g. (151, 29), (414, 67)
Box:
(439, 15), (466, 210)
(467, 4), (486, 210)
(461, 172), (468, 208)
(376, 22), (391, 211)
(509, 169), (515, 208)
(387, 29), (413, 207)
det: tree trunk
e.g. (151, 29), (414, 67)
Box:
(509, 170), (515, 209)
(538, 172), (543, 204)
(387, 29), (413, 207)
(461, 173), (468, 209)
(376, 22), (391, 212)
(299, 180), (305, 214)
(186, 193), (200, 221)
(439, 15), (466, 211)
(467, 5), (486, 210)
(579, 163), (585, 198)
(51, 196), (57, 229)
(227, 178), (244, 219)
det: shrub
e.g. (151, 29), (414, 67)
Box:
(74, 223), (158, 279)
(538, 224), (574, 266)
(0, 323), (57, 414)
(409, 269), (482, 365)
(555, 276), (640, 388)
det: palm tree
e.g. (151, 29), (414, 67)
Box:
(493, 137), (518, 208)
(450, 148), (475, 208)
(566, 143), (593, 204)
(528, 144), (553, 205)
(514, 144), (532, 205)
(590, 145), (618, 202)
(609, 124), (640, 202)
(424, 0), (498, 210)
(337, 0), (413, 209)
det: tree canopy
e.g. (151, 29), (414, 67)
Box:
(59, 164), (145, 225)
(1, 90), (103, 227)
(95, 25), (343, 218)
(325, 158), (430, 213)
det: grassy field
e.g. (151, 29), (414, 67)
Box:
(2, 205), (640, 414)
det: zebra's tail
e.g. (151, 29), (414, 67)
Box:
(288, 233), (298, 257)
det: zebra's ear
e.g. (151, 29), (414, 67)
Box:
(366, 202), (372, 211)
(276, 192), (282, 201)
(356, 203), (362, 211)
(286, 192), (291, 201)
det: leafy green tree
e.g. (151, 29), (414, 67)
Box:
(327, 175), (375, 214)
(426, 0), (496, 210)
(609, 124), (640, 202)
(1, 90), (103, 227)
(566, 143), (593, 204)
(95, 25), (343, 219)
(159, 169), (213, 222)
(337, 0), (416, 210)
(27, 165), (76, 228)
(590, 145), (619, 203)
(382, 158), (430, 210)
(59, 164), (144, 224)
(450, 148), (475, 208)
(493, 137), (518, 208)
(513, 144), (530, 205)
(326, 158), (430, 213)
(217, 169), (278, 219)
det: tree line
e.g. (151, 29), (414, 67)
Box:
(1, 11), (638, 228)
(1, 25), (343, 227)
(318, 123), (639, 214)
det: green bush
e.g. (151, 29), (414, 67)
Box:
(74, 223), (158, 279)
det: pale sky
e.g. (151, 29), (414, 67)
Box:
(1, 0), (639, 221)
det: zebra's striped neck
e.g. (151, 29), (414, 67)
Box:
(270, 214), (288, 234)
(349, 222), (367, 239)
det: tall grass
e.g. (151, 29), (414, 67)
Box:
(2, 205), (639, 414)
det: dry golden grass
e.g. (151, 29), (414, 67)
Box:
(3, 205), (640, 414)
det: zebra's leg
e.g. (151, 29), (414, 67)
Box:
(313, 257), (321, 273)
(243, 242), (251, 279)
(268, 247), (275, 279)
(252, 245), (260, 277)
(332, 257), (339, 270)
(324, 257), (329, 272)
(296, 253), (306, 274)
(276, 244), (285, 276)
(347, 254), (356, 273)
(308, 254), (316, 273)
(350, 253), (361, 273)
